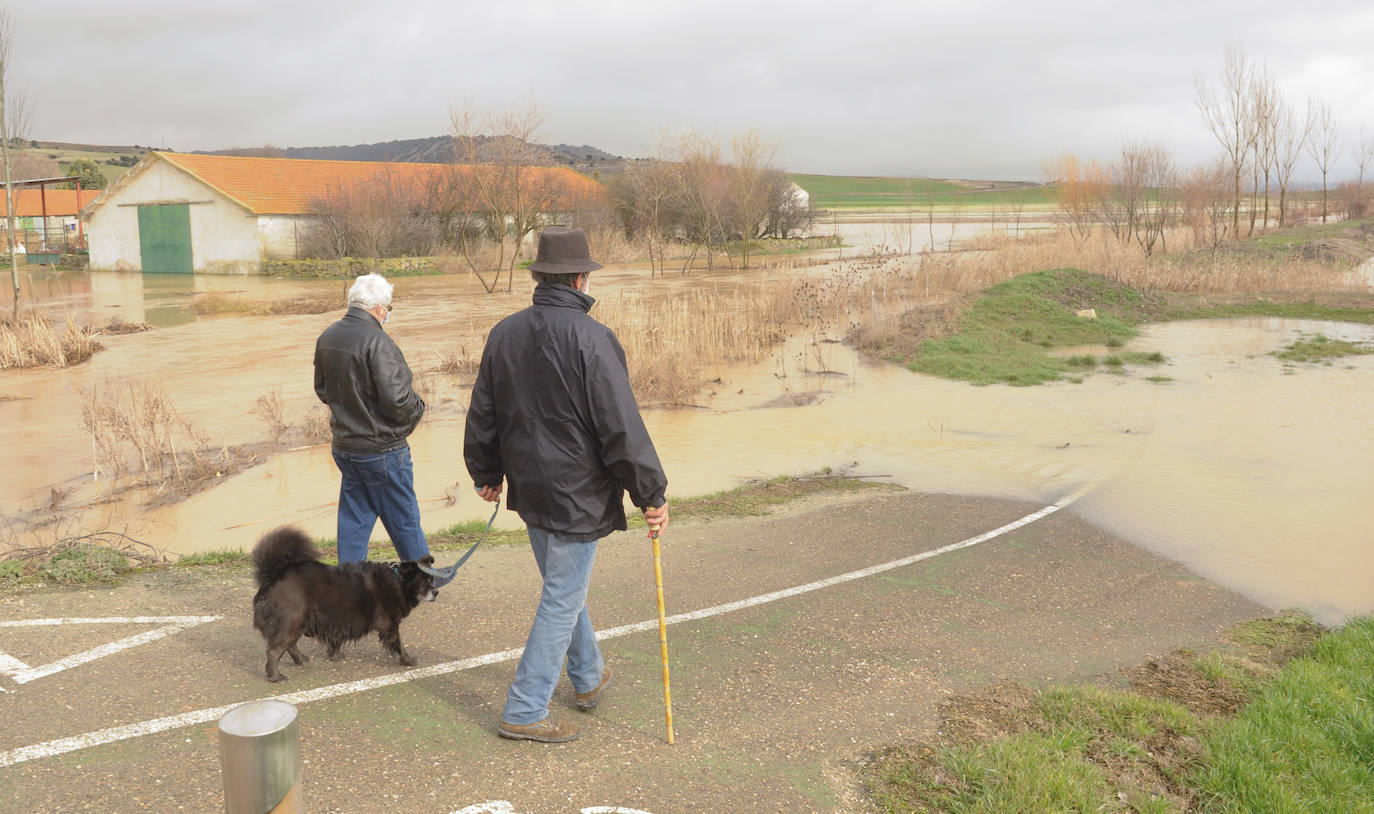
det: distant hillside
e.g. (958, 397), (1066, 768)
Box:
(207, 136), (624, 175)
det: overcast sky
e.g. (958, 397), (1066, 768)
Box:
(10, 1), (1374, 182)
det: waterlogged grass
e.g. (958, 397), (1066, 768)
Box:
(1167, 300), (1374, 325)
(895, 268), (1170, 386)
(1271, 333), (1374, 365)
(866, 613), (1374, 813)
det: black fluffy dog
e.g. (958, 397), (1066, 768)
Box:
(251, 526), (438, 682)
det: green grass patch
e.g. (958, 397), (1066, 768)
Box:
(894, 268), (1170, 386)
(1190, 617), (1374, 812)
(38, 546), (132, 585)
(1271, 333), (1374, 364)
(790, 173), (1053, 209)
(1167, 300), (1374, 325)
(175, 549), (249, 567)
(865, 612), (1373, 813)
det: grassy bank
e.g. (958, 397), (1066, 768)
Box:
(868, 268), (1172, 386)
(1, 471), (899, 585)
(865, 612), (1374, 812)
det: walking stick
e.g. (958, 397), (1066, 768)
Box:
(650, 523), (675, 744)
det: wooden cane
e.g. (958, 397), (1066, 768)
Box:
(650, 524), (675, 744)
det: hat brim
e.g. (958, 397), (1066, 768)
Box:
(527, 259), (603, 274)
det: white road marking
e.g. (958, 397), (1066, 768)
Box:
(0, 496), (1075, 767)
(0, 616), (221, 685)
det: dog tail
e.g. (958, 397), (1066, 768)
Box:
(252, 526), (321, 589)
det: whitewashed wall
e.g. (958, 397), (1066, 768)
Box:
(257, 215), (310, 260)
(86, 159), (262, 274)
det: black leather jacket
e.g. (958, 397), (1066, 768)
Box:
(464, 283), (667, 541)
(314, 306), (425, 454)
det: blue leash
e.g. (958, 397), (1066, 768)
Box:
(419, 502), (499, 587)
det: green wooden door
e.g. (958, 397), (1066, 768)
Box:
(137, 204), (193, 274)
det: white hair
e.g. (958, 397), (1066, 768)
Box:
(347, 273), (393, 309)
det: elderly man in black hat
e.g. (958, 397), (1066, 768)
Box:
(464, 226), (669, 743)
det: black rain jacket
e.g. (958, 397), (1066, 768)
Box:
(314, 306), (425, 454)
(464, 283), (668, 541)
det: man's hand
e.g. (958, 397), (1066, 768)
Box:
(476, 484), (502, 503)
(642, 502), (669, 537)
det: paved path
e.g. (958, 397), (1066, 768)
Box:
(0, 491), (1267, 812)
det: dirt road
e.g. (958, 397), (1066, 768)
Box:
(0, 490), (1267, 813)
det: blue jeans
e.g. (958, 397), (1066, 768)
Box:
(502, 527), (604, 725)
(331, 446), (429, 563)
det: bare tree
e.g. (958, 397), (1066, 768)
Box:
(1196, 44), (1256, 236)
(1124, 142), (1176, 256)
(1352, 126), (1373, 188)
(1306, 99), (1341, 223)
(762, 170), (813, 240)
(614, 138), (683, 277)
(1182, 160), (1233, 259)
(304, 168), (440, 262)
(449, 101), (568, 292)
(1042, 152), (1107, 247)
(723, 130), (777, 269)
(1252, 69), (1281, 231)
(1, 8), (28, 317)
(1273, 96), (1313, 228)
(673, 133), (728, 272)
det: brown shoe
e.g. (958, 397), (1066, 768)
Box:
(497, 716), (580, 743)
(574, 667), (613, 711)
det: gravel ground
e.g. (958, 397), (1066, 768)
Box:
(0, 490), (1267, 813)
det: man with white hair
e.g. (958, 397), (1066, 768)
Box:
(314, 273), (430, 563)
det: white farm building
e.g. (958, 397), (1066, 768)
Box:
(80, 152), (603, 274)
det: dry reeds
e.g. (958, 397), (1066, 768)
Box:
(80, 377), (238, 489)
(254, 389), (333, 446)
(0, 314), (100, 369)
(597, 285), (794, 404)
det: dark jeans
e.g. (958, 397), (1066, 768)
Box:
(331, 445), (429, 563)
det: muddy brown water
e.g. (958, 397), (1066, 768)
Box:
(4, 261), (1373, 627)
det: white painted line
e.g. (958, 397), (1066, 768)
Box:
(0, 496), (1075, 767)
(0, 616), (223, 684)
(9, 624), (202, 684)
(0, 616), (220, 628)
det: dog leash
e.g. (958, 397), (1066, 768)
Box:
(418, 502), (499, 588)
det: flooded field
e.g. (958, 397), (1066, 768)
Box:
(4, 256), (1373, 626)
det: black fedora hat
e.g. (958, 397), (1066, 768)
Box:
(527, 226), (603, 275)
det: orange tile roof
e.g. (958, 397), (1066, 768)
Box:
(1, 188), (101, 217)
(154, 152), (605, 215)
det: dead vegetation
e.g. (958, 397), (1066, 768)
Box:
(190, 290), (343, 316)
(0, 313), (101, 368)
(79, 377), (260, 502)
(253, 388), (333, 447)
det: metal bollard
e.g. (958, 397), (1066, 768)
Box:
(218, 699), (302, 814)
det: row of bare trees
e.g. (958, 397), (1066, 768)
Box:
(610, 131), (813, 274)
(1045, 45), (1373, 259)
(305, 104), (611, 293)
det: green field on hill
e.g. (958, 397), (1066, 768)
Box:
(790, 172), (1054, 209)
(17, 145), (147, 187)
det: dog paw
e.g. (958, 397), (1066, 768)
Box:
(267, 674), (287, 683)
(400, 655), (418, 666)
(327, 652), (344, 661)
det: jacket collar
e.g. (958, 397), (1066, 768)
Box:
(343, 305), (383, 328)
(532, 282), (595, 313)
